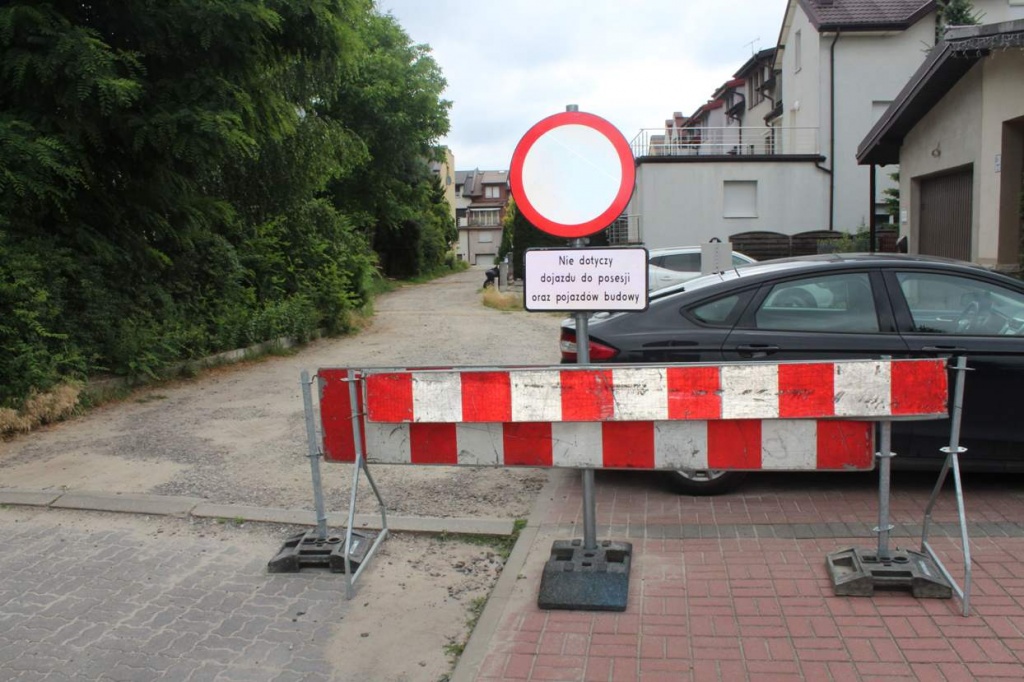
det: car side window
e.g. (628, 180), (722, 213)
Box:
(752, 273), (878, 332)
(896, 272), (1024, 336)
(731, 254), (749, 266)
(691, 294), (742, 325)
(660, 253), (701, 272)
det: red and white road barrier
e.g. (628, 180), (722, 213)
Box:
(317, 359), (947, 472)
(333, 419), (874, 470)
(361, 360), (946, 423)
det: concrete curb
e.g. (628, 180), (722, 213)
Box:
(0, 489), (517, 536)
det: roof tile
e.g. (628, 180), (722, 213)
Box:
(801, 0), (934, 30)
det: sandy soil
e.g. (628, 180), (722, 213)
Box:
(0, 266), (563, 681)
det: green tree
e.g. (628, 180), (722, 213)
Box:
(498, 199), (567, 280)
(0, 1), (379, 402)
(326, 10), (451, 277)
(883, 171), (900, 222)
(936, 0), (982, 41)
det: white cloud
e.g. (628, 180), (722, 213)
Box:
(377, 0), (789, 170)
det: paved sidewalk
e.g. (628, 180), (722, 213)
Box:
(459, 468), (1024, 682)
(5, 468), (1024, 681)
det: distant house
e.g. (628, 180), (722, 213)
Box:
(632, 0), (1020, 251)
(858, 19), (1024, 271)
(737, 47), (781, 133)
(453, 169), (509, 265)
(628, 37), (825, 249)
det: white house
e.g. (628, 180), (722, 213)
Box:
(629, 0), (1024, 253)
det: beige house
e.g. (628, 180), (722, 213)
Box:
(858, 20), (1024, 272)
(453, 169), (509, 265)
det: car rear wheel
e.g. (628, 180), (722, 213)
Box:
(671, 469), (745, 495)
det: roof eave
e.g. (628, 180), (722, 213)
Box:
(857, 41), (981, 165)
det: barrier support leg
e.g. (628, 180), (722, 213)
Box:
(920, 355), (972, 616)
(341, 369), (389, 599)
(537, 285), (632, 612)
(826, 419), (952, 599)
(267, 371), (388, 591)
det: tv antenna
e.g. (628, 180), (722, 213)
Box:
(744, 37), (761, 55)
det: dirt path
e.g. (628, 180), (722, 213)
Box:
(0, 266), (560, 516)
(0, 265), (563, 681)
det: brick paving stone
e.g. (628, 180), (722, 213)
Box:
(0, 513), (352, 682)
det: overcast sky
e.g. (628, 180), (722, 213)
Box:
(377, 0), (790, 171)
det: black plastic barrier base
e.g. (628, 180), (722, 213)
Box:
(267, 529), (376, 574)
(826, 547), (953, 599)
(537, 539), (632, 611)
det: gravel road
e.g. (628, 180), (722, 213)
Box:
(0, 266), (561, 519)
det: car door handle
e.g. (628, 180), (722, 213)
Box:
(735, 344), (779, 357)
(921, 345), (966, 352)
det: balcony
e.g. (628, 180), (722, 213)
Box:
(631, 127), (820, 159)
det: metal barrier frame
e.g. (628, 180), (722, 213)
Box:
(920, 356), (973, 616)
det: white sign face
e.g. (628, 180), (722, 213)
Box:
(524, 248), (649, 312)
(520, 124), (623, 226)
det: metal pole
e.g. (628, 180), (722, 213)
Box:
(869, 164), (878, 253)
(572, 235), (598, 552)
(301, 370), (329, 540)
(875, 421), (894, 560)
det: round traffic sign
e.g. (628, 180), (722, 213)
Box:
(509, 111), (635, 239)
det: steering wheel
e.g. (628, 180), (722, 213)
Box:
(775, 288), (817, 308)
(956, 299), (990, 333)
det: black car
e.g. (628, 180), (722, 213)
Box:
(560, 253), (1024, 494)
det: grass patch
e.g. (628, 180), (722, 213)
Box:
(437, 518), (526, 562)
(437, 520), (527, 676)
(442, 594), (490, 669)
(0, 382), (83, 438)
(481, 287), (523, 311)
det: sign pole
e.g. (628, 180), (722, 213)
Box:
(511, 106), (639, 611)
(572, 237), (598, 552)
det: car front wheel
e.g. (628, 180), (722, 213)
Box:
(671, 469), (745, 495)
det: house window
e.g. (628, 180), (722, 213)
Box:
(723, 180), (757, 218)
(478, 232), (494, 243)
(871, 100), (892, 124)
(484, 185), (501, 199)
(471, 210), (500, 226)
(794, 30), (802, 72)
(748, 66), (764, 107)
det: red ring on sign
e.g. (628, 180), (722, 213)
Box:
(510, 111), (635, 239)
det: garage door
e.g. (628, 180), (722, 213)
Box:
(919, 167), (972, 260)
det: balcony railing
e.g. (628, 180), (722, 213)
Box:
(631, 127), (820, 159)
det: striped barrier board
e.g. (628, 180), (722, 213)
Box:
(317, 359), (948, 472)
(360, 360), (947, 424)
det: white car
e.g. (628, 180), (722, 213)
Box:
(647, 246), (756, 291)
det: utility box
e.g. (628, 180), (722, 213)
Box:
(701, 239), (732, 274)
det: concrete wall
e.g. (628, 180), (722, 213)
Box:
(832, 24), (936, 230)
(779, 5), (937, 231)
(779, 8), (822, 144)
(973, 0), (1024, 24)
(901, 67), (983, 258)
(899, 50), (1024, 268)
(631, 160), (830, 248)
(981, 50), (1024, 266)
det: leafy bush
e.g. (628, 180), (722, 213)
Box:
(0, 1), (451, 411)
